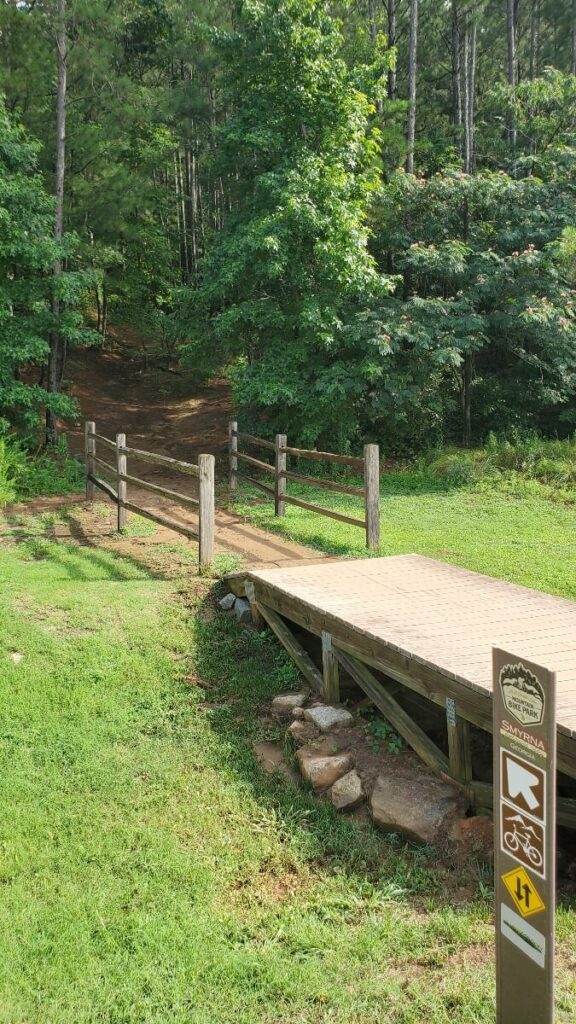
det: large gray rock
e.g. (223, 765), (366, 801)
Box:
(370, 771), (462, 845)
(297, 749), (353, 791)
(330, 769), (364, 811)
(304, 704), (353, 733)
(271, 691), (308, 716)
(234, 598), (252, 624)
(218, 592), (236, 611)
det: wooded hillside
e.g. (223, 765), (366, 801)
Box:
(1, 0), (575, 452)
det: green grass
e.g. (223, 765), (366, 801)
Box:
(232, 471), (576, 600)
(0, 513), (574, 1022)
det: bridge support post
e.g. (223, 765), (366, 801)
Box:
(322, 632), (340, 702)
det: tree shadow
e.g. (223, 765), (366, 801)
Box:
(1, 505), (173, 584)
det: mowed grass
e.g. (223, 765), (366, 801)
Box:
(0, 513), (574, 1022)
(232, 472), (576, 600)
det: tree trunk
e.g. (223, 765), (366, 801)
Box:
(529, 0), (540, 78)
(572, 0), (576, 75)
(506, 0), (517, 149)
(466, 19), (476, 173)
(406, 0), (418, 173)
(367, 0), (384, 115)
(101, 282), (108, 343)
(451, 0), (462, 127)
(46, 0), (67, 445)
(462, 14), (469, 168)
(462, 352), (473, 446)
(387, 0), (396, 100)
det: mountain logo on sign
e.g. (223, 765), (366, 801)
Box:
(500, 663), (545, 726)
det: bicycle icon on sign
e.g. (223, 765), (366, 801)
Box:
(504, 815), (543, 869)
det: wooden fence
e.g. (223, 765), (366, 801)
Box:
(228, 422), (380, 549)
(84, 421), (215, 567)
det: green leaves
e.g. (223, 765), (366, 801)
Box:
(0, 100), (92, 435)
(179, 0), (391, 447)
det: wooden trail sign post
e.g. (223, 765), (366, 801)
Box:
(493, 649), (556, 1023)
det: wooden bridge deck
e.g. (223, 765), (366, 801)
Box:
(247, 555), (576, 806)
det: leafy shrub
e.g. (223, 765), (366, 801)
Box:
(0, 437), (26, 506)
(16, 440), (84, 498)
(0, 435), (84, 507)
(533, 457), (576, 484)
(426, 434), (576, 492)
(426, 451), (479, 486)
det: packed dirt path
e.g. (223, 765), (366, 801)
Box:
(63, 336), (328, 569)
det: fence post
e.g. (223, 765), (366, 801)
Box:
(116, 433), (127, 532)
(198, 453), (215, 568)
(85, 421), (96, 500)
(275, 434), (287, 517)
(229, 420), (238, 491)
(364, 444), (380, 549)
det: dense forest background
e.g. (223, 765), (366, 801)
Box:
(1, 0), (576, 453)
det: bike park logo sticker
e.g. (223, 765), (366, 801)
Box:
(500, 802), (545, 879)
(500, 662), (545, 728)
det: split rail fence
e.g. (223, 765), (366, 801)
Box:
(228, 421), (380, 549)
(84, 421), (215, 567)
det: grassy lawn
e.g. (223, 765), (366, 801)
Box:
(0, 506), (574, 1022)
(231, 472), (576, 600)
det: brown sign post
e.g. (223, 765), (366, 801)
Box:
(493, 649), (556, 1022)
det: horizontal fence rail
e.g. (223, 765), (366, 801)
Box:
(84, 421), (215, 568)
(228, 421), (380, 549)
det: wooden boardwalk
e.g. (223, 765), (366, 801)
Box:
(247, 555), (576, 820)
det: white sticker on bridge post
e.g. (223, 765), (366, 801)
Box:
(493, 649), (556, 1024)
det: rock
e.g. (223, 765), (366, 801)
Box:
(370, 771), (462, 845)
(450, 815), (494, 864)
(304, 704), (353, 733)
(218, 592), (236, 611)
(234, 598), (252, 624)
(287, 720), (320, 747)
(330, 769), (364, 811)
(253, 742), (298, 784)
(291, 706), (306, 720)
(226, 573), (247, 598)
(271, 691), (308, 716)
(9, 652), (23, 664)
(297, 749), (353, 791)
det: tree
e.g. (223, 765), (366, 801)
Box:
(370, 164), (576, 448)
(179, 0), (391, 446)
(406, 0), (418, 173)
(46, 0), (68, 443)
(0, 100), (90, 435)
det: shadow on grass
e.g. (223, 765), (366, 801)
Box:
(2, 505), (169, 584)
(226, 472), (455, 558)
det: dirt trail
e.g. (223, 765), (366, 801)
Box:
(63, 336), (328, 569)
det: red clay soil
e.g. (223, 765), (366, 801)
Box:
(58, 336), (328, 569)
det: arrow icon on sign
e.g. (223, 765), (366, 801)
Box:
(506, 759), (541, 811)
